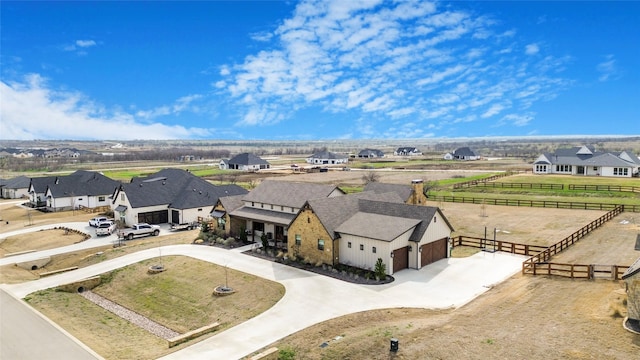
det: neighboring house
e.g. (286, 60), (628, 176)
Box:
(394, 147), (422, 156)
(288, 192), (454, 275)
(306, 151), (349, 165)
(42, 170), (121, 212)
(363, 180), (428, 206)
(111, 168), (247, 226)
(444, 147), (481, 160)
(223, 180), (345, 245)
(219, 153), (270, 171)
(622, 256), (640, 334)
(358, 149), (385, 158)
(532, 145), (640, 177)
(1, 176), (30, 199)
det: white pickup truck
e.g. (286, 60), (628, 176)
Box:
(117, 223), (160, 240)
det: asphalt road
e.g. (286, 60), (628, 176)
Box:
(0, 288), (103, 360)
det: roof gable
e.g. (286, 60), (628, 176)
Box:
(243, 180), (342, 208)
(47, 171), (120, 198)
(120, 168), (247, 209)
(363, 182), (413, 202)
(228, 153), (269, 166)
(335, 212), (421, 241)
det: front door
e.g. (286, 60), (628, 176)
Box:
(577, 166), (585, 175)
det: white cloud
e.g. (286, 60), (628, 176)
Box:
(597, 54), (617, 82)
(76, 40), (96, 47)
(218, 0), (570, 137)
(250, 31), (273, 42)
(0, 74), (210, 140)
(525, 43), (540, 55)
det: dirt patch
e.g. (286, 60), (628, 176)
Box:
(0, 228), (86, 256)
(266, 276), (639, 360)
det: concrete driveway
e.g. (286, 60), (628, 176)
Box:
(1, 240), (526, 360)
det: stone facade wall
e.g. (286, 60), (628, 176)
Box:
(626, 276), (640, 321)
(288, 207), (336, 266)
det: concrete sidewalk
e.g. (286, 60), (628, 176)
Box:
(2, 244), (526, 360)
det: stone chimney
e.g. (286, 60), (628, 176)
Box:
(410, 179), (426, 205)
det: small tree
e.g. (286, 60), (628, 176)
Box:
(374, 258), (386, 280)
(239, 227), (248, 243)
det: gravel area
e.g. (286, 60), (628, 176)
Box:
(80, 290), (180, 340)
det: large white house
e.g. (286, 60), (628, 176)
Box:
(532, 145), (640, 177)
(111, 169), (247, 225)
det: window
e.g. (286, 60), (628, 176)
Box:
(433, 216), (437, 223)
(317, 239), (325, 251)
(98, 196), (105, 202)
(348, 242), (351, 248)
(555, 164), (572, 173)
(535, 165), (547, 172)
(261, 203), (264, 208)
(254, 222), (265, 232)
(217, 217), (226, 230)
(613, 168), (628, 176)
(251, 202), (255, 207)
(295, 234), (301, 246)
(360, 244), (364, 251)
(270, 204), (273, 209)
(281, 206), (284, 211)
(372, 246), (377, 253)
(198, 208), (202, 212)
(593, 167), (598, 171)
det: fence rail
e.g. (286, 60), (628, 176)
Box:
(521, 206), (626, 279)
(451, 236), (548, 256)
(524, 262), (629, 280)
(454, 181), (640, 194)
(430, 195), (640, 212)
(568, 184), (640, 193)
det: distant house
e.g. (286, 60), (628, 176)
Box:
(358, 149), (385, 158)
(306, 151), (349, 165)
(28, 170), (120, 211)
(532, 145), (640, 177)
(288, 191), (453, 275)
(1, 176), (30, 199)
(219, 153), (270, 171)
(444, 147), (481, 161)
(363, 180), (428, 206)
(111, 168), (247, 226)
(394, 147), (422, 156)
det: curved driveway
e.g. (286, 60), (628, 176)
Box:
(2, 232), (525, 360)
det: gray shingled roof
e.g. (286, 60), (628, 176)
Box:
(335, 212), (421, 241)
(29, 176), (58, 193)
(46, 170), (120, 197)
(228, 153), (269, 166)
(242, 180), (342, 208)
(2, 176), (30, 189)
(218, 194), (246, 213)
(306, 191), (407, 240)
(358, 149), (384, 157)
(453, 147), (477, 157)
(363, 182), (414, 202)
(119, 168), (247, 209)
(537, 146), (639, 168)
(308, 151), (348, 160)
(230, 206), (296, 225)
(622, 256), (640, 280)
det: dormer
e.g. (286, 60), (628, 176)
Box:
(576, 145), (593, 155)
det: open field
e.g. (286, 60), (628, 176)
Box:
(2, 159), (639, 360)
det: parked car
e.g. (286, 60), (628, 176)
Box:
(96, 221), (117, 236)
(89, 216), (109, 227)
(117, 223), (160, 240)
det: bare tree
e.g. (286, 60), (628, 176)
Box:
(361, 171), (379, 184)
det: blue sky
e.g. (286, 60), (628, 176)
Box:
(1, 1), (638, 141)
